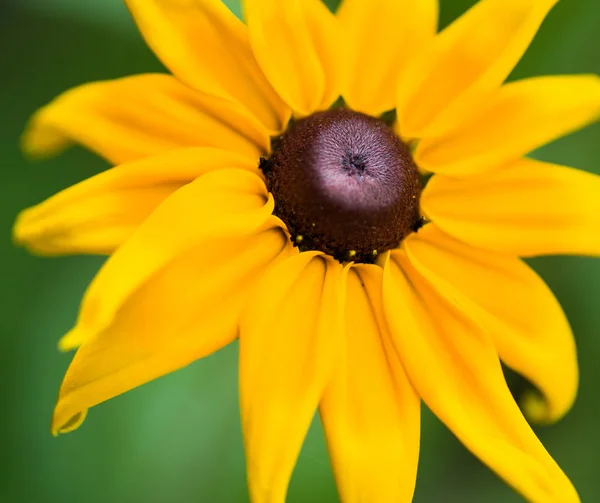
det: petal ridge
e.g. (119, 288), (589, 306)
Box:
(339, 0), (438, 116)
(124, 0), (290, 132)
(320, 264), (421, 503)
(61, 168), (273, 350)
(240, 253), (346, 503)
(14, 147), (257, 256)
(243, 0), (340, 116)
(396, 0), (560, 139)
(404, 224), (578, 423)
(23, 74), (271, 164)
(381, 251), (579, 502)
(421, 158), (600, 257)
(415, 74), (600, 176)
(53, 225), (293, 433)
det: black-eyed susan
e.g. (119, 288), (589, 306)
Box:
(13, 0), (600, 501)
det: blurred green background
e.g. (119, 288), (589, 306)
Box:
(1, 0), (599, 501)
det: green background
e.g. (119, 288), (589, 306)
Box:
(1, 0), (599, 501)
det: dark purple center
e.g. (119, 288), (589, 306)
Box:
(261, 108), (421, 263)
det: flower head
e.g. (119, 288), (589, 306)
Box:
(14, 0), (600, 501)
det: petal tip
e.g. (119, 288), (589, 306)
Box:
(520, 389), (571, 425)
(12, 208), (37, 251)
(12, 206), (59, 256)
(58, 328), (86, 352)
(21, 114), (71, 160)
(51, 409), (88, 435)
(12, 212), (27, 247)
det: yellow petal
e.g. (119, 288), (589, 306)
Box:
(60, 168), (273, 350)
(24, 74), (270, 164)
(396, 0), (559, 139)
(404, 225), (577, 423)
(125, 0), (290, 132)
(239, 253), (345, 503)
(422, 157), (600, 257)
(338, 0), (437, 116)
(415, 75), (600, 176)
(14, 147), (256, 256)
(52, 225), (293, 434)
(243, 0), (340, 116)
(382, 251), (579, 502)
(320, 265), (420, 503)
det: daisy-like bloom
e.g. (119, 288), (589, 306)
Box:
(14, 0), (600, 501)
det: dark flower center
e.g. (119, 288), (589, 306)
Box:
(260, 108), (421, 263)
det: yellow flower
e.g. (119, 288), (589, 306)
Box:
(13, 0), (600, 501)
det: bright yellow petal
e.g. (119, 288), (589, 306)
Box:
(52, 225), (293, 434)
(404, 225), (577, 424)
(239, 253), (345, 503)
(415, 75), (600, 176)
(243, 0), (340, 116)
(396, 0), (559, 139)
(382, 251), (579, 502)
(320, 265), (420, 503)
(14, 147), (256, 256)
(24, 74), (270, 164)
(60, 168), (273, 350)
(422, 158), (600, 257)
(338, 0), (437, 116)
(124, 0), (290, 132)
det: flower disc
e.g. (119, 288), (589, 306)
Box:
(262, 108), (421, 262)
